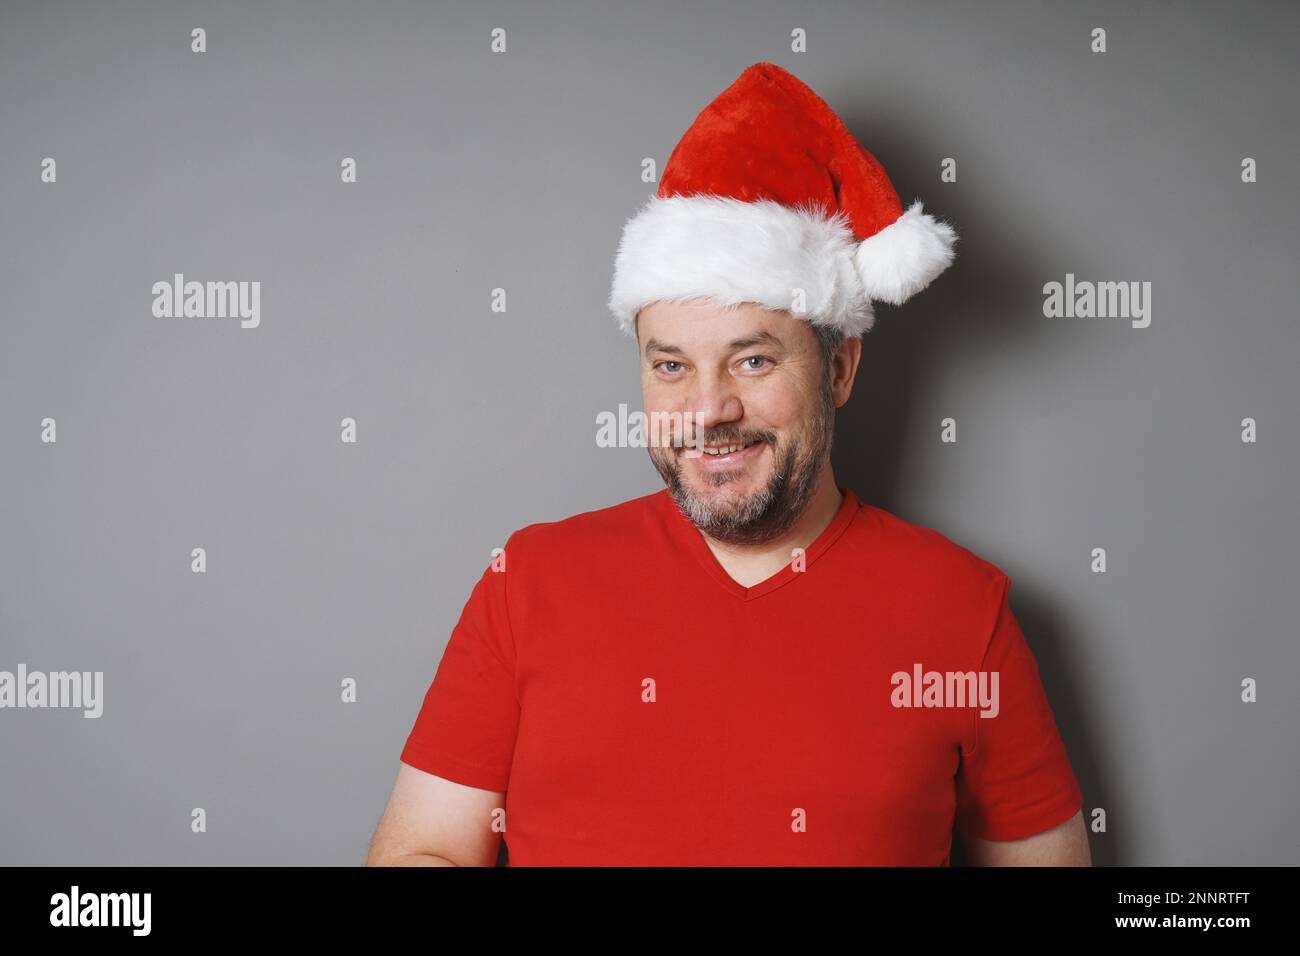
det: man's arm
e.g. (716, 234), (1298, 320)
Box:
(366, 762), (506, 867)
(961, 808), (1091, 866)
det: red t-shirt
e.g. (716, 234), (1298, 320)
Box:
(400, 485), (1083, 865)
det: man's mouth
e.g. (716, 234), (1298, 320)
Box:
(683, 437), (769, 469)
(698, 438), (764, 456)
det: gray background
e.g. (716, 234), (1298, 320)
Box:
(1, 0), (1296, 866)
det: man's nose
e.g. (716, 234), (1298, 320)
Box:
(689, 371), (744, 433)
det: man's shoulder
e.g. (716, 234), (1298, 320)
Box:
(851, 498), (1008, 593)
(503, 488), (667, 557)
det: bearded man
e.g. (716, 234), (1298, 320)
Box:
(368, 62), (1089, 867)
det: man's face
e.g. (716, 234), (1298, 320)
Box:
(637, 298), (838, 545)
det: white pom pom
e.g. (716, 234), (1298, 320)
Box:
(853, 200), (958, 306)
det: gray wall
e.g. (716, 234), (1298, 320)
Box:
(1, 0), (1295, 865)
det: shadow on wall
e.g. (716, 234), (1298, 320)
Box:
(833, 107), (1113, 866)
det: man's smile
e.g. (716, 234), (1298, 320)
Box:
(687, 436), (769, 470)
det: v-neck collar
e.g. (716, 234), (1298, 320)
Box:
(656, 485), (862, 601)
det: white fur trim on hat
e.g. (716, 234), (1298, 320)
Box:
(608, 194), (957, 338)
(608, 194), (870, 337)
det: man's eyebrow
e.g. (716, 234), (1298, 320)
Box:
(643, 337), (682, 357)
(725, 330), (787, 352)
(643, 330), (787, 358)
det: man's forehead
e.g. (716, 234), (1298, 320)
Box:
(638, 301), (809, 355)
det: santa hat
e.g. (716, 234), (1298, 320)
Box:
(608, 62), (958, 338)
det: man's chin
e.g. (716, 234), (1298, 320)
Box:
(673, 463), (774, 515)
(677, 469), (765, 502)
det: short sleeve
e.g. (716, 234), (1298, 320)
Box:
(399, 555), (520, 792)
(954, 574), (1083, 841)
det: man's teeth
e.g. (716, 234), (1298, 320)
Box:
(700, 439), (761, 456)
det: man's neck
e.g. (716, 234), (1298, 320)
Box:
(699, 468), (844, 589)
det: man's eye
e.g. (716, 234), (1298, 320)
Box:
(655, 361), (683, 373)
(742, 356), (771, 370)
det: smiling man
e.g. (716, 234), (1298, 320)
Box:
(368, 62), (1089, 867)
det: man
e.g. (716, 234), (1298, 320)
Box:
(368, 62), (1089, 866)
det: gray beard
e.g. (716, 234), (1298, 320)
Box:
(649, 378), (836, 546)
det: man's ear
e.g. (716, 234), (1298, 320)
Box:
(831, 336), (862, 408)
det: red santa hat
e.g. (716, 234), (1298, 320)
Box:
(609, 62), (958, 338)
